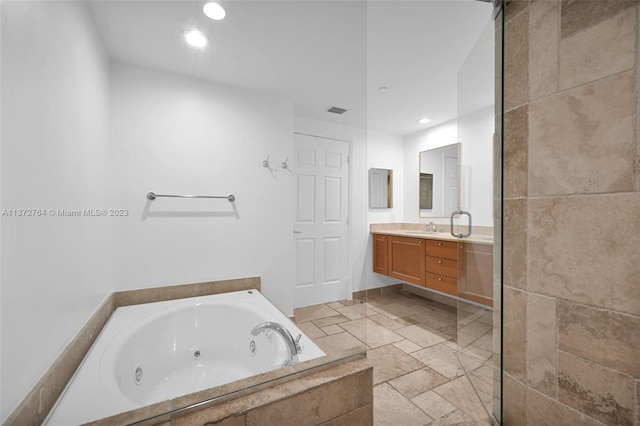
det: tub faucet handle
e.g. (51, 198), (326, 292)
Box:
(295, 334), (302, 352)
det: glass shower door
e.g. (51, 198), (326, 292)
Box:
(455, 2), (503, 423)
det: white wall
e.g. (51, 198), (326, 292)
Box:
(0, 1), (111, 419)
(367, 130), (404, 224)
(365, 130), (405, 290)
(109, 62), (295, 315)
(402, 112), (493, 227)
(458, 106), (494, 226)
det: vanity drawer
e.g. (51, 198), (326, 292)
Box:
(425, 239), (458, 260)
(425, 272), (457, 296)
(426, 256), (457, 278)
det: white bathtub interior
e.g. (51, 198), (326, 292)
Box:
(45, 290), (325, 425)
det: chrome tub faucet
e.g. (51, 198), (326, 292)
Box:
(251, 321), (302, 366)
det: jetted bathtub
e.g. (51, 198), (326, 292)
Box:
(45, 290), (325, 425)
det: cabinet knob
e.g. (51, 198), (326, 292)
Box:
(419, 240), (422, 244)
(438, 242), (442, 246)
(438, 260), (442, 264)
(438, 277), (443, 281)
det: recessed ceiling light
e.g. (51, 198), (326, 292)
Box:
(184, 29), (208, 48)
(417, 118), (431, 124)
(203, 2), (226, 20)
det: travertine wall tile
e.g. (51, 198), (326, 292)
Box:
(561, 0), (637, 39)
(634, 380), (640, 426)
(528, 193), (640, 315)
(560, 8), (636, 90)
(355, 369), (373, 408)
(503, 373), (525, 425)
(246, 375), (356, 425)
(527, 293), (557, 397)
(114, 276), (261, 308)
(558, 300), (640, 378)
(526, 388), (604, 426)
(529, 72), (636, 196)
(558, 351), (634, 425)
(505, 0), (530, 24)
(503, 105), (528, 198)
(320, 404), (373, 426)
(503, 199), (527, 290)
(209, 415), (246, 426)
(505, 10), (530, 111)
(503, 287), (526, 380)
(503, 0), (639, 424)
(529, 0), (559, 99)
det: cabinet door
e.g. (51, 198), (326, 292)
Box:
(458, 242), (493, 306)
(373, 234), (388, 275)
(388, 236), (426, 286)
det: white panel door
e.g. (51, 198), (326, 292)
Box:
(444, 155), (459, 215)
(294, 133), (349, 308)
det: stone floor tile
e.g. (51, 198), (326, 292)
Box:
(412, 390), (457, 419)
(433, 376), (490, 420)
(393, 339), (423, 354)
(296, 321), (326, 339)
(313, 332), (367, 355)
(395, 324), (449, 348)
(388, 368), (449, 399)
(294, 304), (340, 323)
(340, 318), (404, 348)
(373, 384), (433, 426)
(335, 303), (380, 320)
(367, 344), (425, 384)
(312, 315), (350, 328)
(373, 303), (425, 319)
(321, 324), (343, 335)
(411, 344), (464, 379)
(369, 314), (414, 331)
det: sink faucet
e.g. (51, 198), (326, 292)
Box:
(251, 321), (302, 366)
(426, 221), (437, 233)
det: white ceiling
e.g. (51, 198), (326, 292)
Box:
(86, 0), (493, 136)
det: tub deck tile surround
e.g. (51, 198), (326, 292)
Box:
(157, 358), (373, 426)
(114, 276), (261, 307)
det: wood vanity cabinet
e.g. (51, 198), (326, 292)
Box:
(425, 240), (459, 296)
(387, 236), (426, 286)
(372, 234), (458, 294)
(373, 234), (389, 275)
(372, 233), (493, 304)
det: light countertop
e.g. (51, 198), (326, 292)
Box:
(371, 224), (494, 245)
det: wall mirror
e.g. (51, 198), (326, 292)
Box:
(419, 143), (460, 217)
(369, 168), (393, 209)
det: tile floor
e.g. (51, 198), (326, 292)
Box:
(294, 290), (496, 426)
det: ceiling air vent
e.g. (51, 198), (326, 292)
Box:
(327, 106), (348, 115)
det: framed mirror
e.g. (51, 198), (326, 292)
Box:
(369, 168), (393, 209)
(419, 143), (460, 217)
